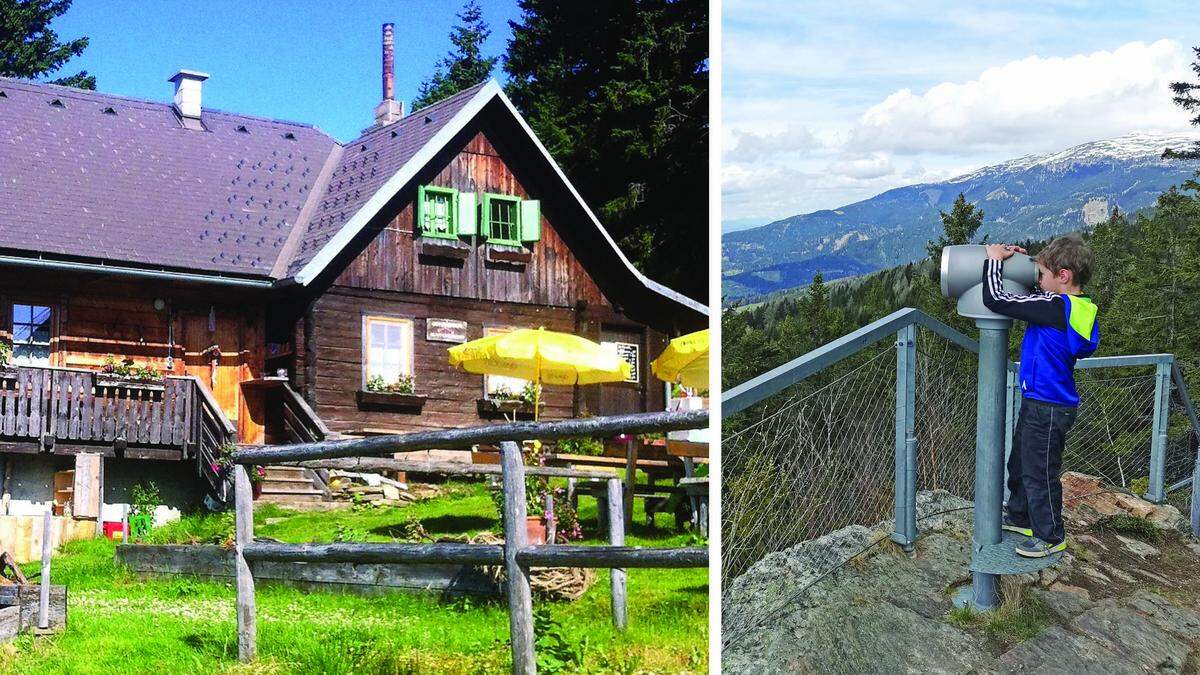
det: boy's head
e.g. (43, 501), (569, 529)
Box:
(1035, 233), (1092, 294)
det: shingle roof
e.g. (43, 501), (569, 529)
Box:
(283, 81), (486, 276)
(0, 76), (338, 277)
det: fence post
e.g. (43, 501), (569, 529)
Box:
(1003, 364), (1019, 505)
(38, 508), (51, 629)
(234, 465), (257, 662)
(1146, 361), (1171, 504)
(624, 435), (637, 526)
(607, 477), (628, 630)
(500, 440), (537, 675)
(891, 324), (918, 551)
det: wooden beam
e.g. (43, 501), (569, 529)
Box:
(234, 466), (256, 662)
(242, 542), (504, 565)
(286, 456), (614, 480)
(607, 477), (627, 630)
(500, 440), (536, 675)
(38, 510), (51, 629)
(516, 545), (708, 569)
(232, 409), (708, 464)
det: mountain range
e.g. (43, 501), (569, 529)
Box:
(722, 132), (1200, 301)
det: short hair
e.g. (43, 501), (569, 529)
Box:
(1036, 233), (1093, 287)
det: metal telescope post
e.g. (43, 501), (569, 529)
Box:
(940, 245), (1059, 612)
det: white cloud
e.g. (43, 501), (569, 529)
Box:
(827, 153), (894, 179)
(846, 39), (1194, 155)
(726, 125), (820, 161)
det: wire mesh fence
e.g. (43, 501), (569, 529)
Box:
(721, 344), (898, 584)
(722, 320), (1200, 640)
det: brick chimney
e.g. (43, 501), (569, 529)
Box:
(373, 23), (404, 127)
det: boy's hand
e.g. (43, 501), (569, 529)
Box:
(986, 244), (1027, 261)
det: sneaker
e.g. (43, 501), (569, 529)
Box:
(1015, 536), (1067, 558)
(1002, 516), (1033, 538)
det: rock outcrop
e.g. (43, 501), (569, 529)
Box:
(723, 482), (1200, 673)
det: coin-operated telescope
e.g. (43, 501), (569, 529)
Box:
(938, 244), (1062, 614)
(939, 245), (1038, 323)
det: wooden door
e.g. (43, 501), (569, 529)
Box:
(598, 326), (644, 415)
(180, 310), (246, 428)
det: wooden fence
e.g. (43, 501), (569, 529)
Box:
(230, 409), (709, 674)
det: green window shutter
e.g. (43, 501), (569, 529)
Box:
(457, 192), (477, 236)
(417, 185), (427, 233)
(520, 199), (541, 242)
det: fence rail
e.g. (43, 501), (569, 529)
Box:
(721, 308), (1200, 643)
(229, 409), (709, 674)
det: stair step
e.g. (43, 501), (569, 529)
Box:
(256, 492), (326, 504)
(261, 486), (324, 495)
(263, 466), (310, 477)
(260, 479), (319, 492)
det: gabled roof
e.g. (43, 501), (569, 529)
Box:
(0, 77), (705, 325)
(0, 76), (338, 277)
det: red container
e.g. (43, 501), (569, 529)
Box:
(103, 521), (126, 540)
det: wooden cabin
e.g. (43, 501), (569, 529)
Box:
(0, 62), (705, 513)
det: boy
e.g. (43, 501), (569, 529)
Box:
(981, 233), (1099, 558)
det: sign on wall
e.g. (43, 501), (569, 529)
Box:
(604, 341), (640, 383)
(426, 318), (469, 343)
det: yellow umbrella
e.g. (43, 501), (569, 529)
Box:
(448, 327), (631, 419)
(651, 329), (709, 389)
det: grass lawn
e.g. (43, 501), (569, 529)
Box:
(1, 480), (708, 674)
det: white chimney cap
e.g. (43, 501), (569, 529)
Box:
(168, 70), (210, 121)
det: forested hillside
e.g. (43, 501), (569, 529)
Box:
(722, 177), (1200, 392)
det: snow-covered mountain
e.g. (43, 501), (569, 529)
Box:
(723, 133), (1200, 301)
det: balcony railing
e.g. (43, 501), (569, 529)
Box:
(0, 365), (235, 496)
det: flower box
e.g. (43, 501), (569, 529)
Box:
(356, 390), (427, 412)
(476, 398), (543, 420)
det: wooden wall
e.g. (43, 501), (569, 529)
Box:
(0, 272), (266, 442)
(301, 126), (672, 435)
(334, 131), (610, 309)
(307, 288), (576, 434)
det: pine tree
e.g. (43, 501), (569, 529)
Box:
(410, 0), (497, 110)
(0, 0), (93, 89)
(925, 193), (985, 259)
(1163, 46), (1200, 160)
(504, 0), (709, 301)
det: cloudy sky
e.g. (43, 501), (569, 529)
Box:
(722, 1), (1199, 232)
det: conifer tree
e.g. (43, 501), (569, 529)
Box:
(0, 0), (93, 89)
(411, 0), (497, 110)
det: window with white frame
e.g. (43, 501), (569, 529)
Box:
(12, 303), (52, 366)
(362, 316), (414, 388)
(483, 326), (530, 399)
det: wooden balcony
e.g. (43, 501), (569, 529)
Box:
(0, 366), (234, 464)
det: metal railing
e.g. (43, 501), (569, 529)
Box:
(721, 308), (1200, 643)
(228, 410), (709, 674)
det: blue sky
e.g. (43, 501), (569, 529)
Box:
(51, 0), (521, 141)
(723, 1), (1200, 232)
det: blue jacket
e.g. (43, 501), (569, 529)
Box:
(981, 259), (1100, 407)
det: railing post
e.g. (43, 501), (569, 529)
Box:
(1146, 361), (1171, 504)
(234, 465), (257, 662)
(607, 477), (628, 630)
(891, 324), (918, 551)
(1003, 364), (1019, 505)
(500, 440), (536, 675)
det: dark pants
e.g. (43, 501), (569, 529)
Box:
(1005, 397), (1077, 545)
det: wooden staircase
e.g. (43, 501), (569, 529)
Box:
(252, 381), (339, 505)
(256, 465), (328, 504)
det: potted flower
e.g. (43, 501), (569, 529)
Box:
(129, 480), (161, 540)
